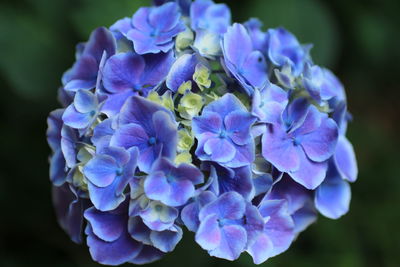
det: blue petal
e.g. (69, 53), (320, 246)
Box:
(62, 104), (93, 129)
(315, 164), (351, 219)
(334, 136), (358, 182)
(166, 53), (198, 92)
(150, 226), (183, 252)
(84, 155), (118, 187)
(74, 90), (98, 113)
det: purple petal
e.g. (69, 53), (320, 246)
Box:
(110, 17), (132, 37)
(241, 50), (268, 88)
(50, 150), (67, 186)
(111, 123), (149, 150)
(200, 192), (245, 220)
(61, 126), (77, 168)
(203, 93), (246, 118)
(86, 225), (142, 266)
(168, 179), (195, 206)
(259, 199), (295, 256)
(129, 245), (164, 264)
(84, 207), (124, 242)
(52, 184), (87, 244)
(141, 51), (175, 86)
(84, 27), (116, 62)
(224, 141), (254, 168)
(225, 110), (256, 145)
(289, 150), (327, 190)
(144, 171), (171, 202)
(300, 116), (339, 162)
(149, 2), (180, 31)
(210, 224), (247, 260)
(131, 7), (152, 32)
(204, 137), (236, 163)
(100, 90), (136, 117)
(102, 52), (145, 93)
(153, 110), (178, 159)
(223, 23), (252, 67)
(262, 125), (300, 172)
(192, 112), (222, 135)
(128, 216), (152, 245)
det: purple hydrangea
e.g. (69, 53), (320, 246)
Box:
(192, 93), (256, 168)
(127, 2), (185, 54)
(47, 0), (358, 265)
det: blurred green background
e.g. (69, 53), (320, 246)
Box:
(1, 0), (399, 266)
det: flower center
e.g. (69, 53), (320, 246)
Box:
(116, 168), (123, 176)
(219, 130), (227, 139)
(148, 137), (157, 145)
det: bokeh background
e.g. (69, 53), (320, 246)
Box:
(1, 0), (399, 266)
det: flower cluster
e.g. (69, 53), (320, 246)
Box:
(47, 0), (358, 265)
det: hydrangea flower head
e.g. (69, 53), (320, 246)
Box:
(47, 1), (358, 265)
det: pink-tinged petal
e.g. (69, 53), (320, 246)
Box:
(289, 150), (328, 190)
(195, 214), (221, 250)
(83, 155), (117, 187)
(210, 224), (247, 261)
(300, 117), (339, 162)
(262, 125), (300, 172)
(247, 233), (273, 264)
(334, 136), (358, 182)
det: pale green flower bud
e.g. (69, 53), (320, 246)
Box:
(193, 63), (211, 90)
